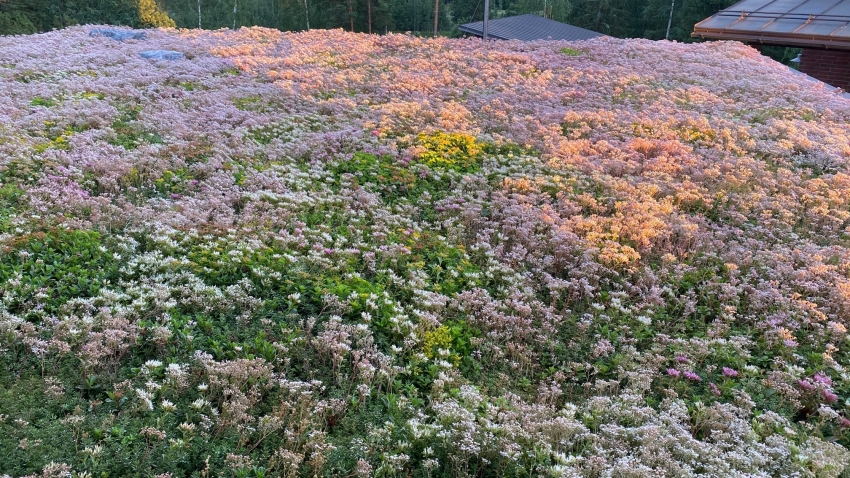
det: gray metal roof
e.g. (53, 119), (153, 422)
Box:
(693, 0), (850, 49)
(459, 14), (606, 42)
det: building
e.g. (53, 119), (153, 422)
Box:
(459, 14), (606, 42)
(693, 0), (850, 91)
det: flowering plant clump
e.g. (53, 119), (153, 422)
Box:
(1, 25), (850, 477)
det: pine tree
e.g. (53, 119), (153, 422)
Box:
(567, 0), (630, 36)
(0, 9), (36, 34)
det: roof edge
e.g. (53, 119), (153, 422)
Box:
(692, 29), (850, 50)
(458, 13), (606, 41)
(457, 24), (510, 40)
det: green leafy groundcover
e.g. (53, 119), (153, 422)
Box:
(2, 26), (850, 478)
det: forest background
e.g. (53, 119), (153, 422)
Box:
(0, 0), (800, 64)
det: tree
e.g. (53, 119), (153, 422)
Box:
(448, 0), (481, 24)
(139, 0), (176, 27)
(0, 10), (36, 34)
(509, 0), (573, 24)
(0, 0), (180, 32)
(567, 0), (631, 36)
(641, 0), (735, 41)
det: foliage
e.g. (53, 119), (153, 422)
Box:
(0, 0), (170, 32)
(1, 26), (850, 478)
(0, 230), (121, 316)
(0, 0), (798, 67)
(416, 131), (483, 172)
(139, 0), (176, 27)
(0, 10), (36, 35)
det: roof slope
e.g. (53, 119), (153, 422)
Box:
(693, 0), (850, 49)
(459, 14), (605, 41)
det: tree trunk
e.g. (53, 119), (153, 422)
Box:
(595, 1), (603, 33)
(197, 0), (202, 29)
(433, 0), (439, 37)
(59, 0), (66, 28)
(368, 0), (372, 34)
(665, 0), (675, 40)
(348, 0), (354, 31)
(233, 0), (237, 29)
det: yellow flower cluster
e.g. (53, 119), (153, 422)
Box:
(420, 325), (459, 366)
(416, 131), (482, 171)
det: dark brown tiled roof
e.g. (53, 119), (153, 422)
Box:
(693, 0), (850, 49)
(459, 14), (606, 42)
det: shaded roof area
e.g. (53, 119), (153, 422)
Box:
(459, 14), (606, 41)
(693, 0), (850, 49)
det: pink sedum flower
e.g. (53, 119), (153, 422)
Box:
(813, 373), (832, 386)
(823, 390), (839, 404)
(709, 382), (721, 396)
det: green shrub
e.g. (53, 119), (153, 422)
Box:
(0, 229), (121, 316)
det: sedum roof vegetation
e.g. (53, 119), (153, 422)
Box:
(1, 25), (850, 478)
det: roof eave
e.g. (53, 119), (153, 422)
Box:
(457, 25), (518, 41)
(692, 29), (850, 50)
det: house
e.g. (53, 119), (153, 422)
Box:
(459, 14), (606, 42)
(693, 0), (850, 91)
